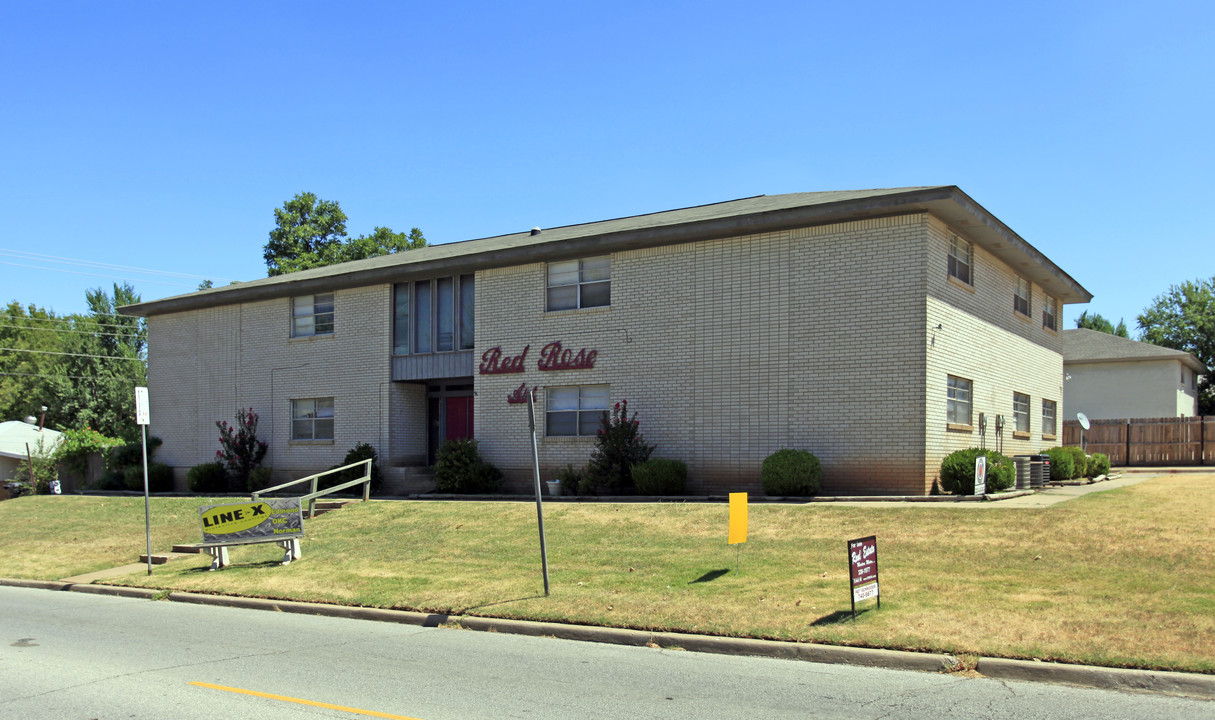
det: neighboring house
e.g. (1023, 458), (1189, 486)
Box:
(120, 186), (1090, 495)
(1062, 328), (1207, 420)
(0, 420), (63, 483)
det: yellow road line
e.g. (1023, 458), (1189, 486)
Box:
(189, 681), (425, 719)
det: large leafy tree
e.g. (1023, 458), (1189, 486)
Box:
(0, 302), (64, 423)
(1075, 310), (1129, 338)
(1137, 277), (1215, 414)
(263, 192), (426, 276)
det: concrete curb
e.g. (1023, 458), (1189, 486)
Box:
(4, 577), (1211, 699)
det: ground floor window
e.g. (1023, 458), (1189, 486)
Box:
(1013, 392), (1030, 434)
(947, 375), (972, 425)
(546, 385), (609, 436)
(292, 397), (334, 440)
(1042, 399), (1057, 436)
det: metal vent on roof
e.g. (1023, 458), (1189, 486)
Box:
(530, 227), (542, 236)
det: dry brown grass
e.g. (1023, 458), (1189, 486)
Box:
(2, 475), (1212, 672)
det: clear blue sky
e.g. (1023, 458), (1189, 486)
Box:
(2, 1), (1212, 334)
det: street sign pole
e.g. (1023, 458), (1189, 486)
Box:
(526, 390), (550, 596)
(135, 387), (152, 576)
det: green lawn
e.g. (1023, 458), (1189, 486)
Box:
(1, 475), (1212, 673)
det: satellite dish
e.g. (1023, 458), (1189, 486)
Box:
(1077, 412), (1091, 431)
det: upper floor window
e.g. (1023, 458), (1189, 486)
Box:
(947, 375), (972, 426)
(394, 274), (475, 355)
(547, 256), (611, 311)
(1014, 277), (1032, 317)
(948, 235), (973, 286)
(1042, 294), (1058, 331)
(1042, 399), (1057, 437)
(291, 397), (334, 441)
(546, 384), (609, 436)
(1013, 392), (1030, 433)
(292, 294), (334, 337)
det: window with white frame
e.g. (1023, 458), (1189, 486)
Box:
(947, 375), (972, 426)
(291, 398), (334, 440)
(1014, 277), (1032, 317)
(1013, 392), (1030, 433)
(1042, 399), (1057, 437)
(292, 294), (334, 337)
(545, 385), (609, 436)
(547, 257), (611, 311)
(948, 235), (973, 286)
(1042, 294), (1058, 331)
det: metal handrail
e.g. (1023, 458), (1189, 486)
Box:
(252, 459), (372, 518)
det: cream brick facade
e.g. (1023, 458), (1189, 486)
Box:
(132, 188), (1089, 496)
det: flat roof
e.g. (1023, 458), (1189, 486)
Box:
(121, 186), (1092, 316)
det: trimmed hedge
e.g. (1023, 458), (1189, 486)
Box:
(434, 439), (501, 494)
(1088, 452), (1111, 477)
(1046, 447), (1074, 481)
(761, 449), (822, 497)
(188, 462), (229, 494)
(123, 462), (174, 493)
(631, 458), (687, 495)
(939, 448), (1015, 495)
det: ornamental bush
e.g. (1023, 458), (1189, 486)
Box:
(188, 462), (229, 494)
(1046, 447), (1074, 481)
(434, 438), (501, 494)
(122, 462), (174, 493)
(321, 442), (383, 495)
(631, 458), (687, 495)
(761, 448), (822, 496)
(1088, 452), (1111, 477)
(215, 408), (269, 491)
(938, 448), (1015, 495)
(552, 464), (586, 496)
(585, 399), (655, 494)
(1065, 446), (1088, 478)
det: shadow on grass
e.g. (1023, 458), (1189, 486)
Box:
(810, 609), (873, 626)
(689, 569), (730, 584)
(462, 595), (549, 612)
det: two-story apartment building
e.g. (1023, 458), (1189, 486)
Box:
(121, 186), (1091, 495)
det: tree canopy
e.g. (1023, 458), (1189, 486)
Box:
(1137, 277), (1215, 414)
(1075, 310), (1129, 338)
(0, 283), (147, 440)
(263, 192), (426, 276)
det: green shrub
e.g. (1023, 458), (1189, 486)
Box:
(247, 467), (273, 493)
(121, 462), (174, 492)
(1046, 447), (1073, 481)
(110, 436), (163, 468)
(1065, 446), (1088, 478)
(761, 448), (822, 496)
(320, 442), (382, 495)
(632, 458), (687, 495)
(1088, 452), (1111, 477)
(188, 462), (229, 494)
(552, 464), (585, 496)
(585, 399), (655, 494)
(434, 439), (501, 494)
(939, 449), (1015, 495)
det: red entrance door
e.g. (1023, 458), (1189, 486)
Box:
(445, 397), (473, 440)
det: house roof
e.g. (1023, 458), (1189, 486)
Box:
(120, 185), (1092, 317)
(1062, 328), (1208, 374)
(0, 421), (64, 461)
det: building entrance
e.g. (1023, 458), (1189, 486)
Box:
(426, 381), (474, 464)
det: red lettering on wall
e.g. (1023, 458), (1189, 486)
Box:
(506, 382), (535, 404)
(479, 345), (528, 374)
(538, 341), (597, 371)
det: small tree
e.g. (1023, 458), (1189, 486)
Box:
(216, 407), (268, 490)
(586, 399), (655, 494)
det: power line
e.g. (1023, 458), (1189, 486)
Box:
(0, 371), (140, 382)
(0, 260), (197, 289)
(0, 248), (234, 283)
(0, 347), (146, 362)
(5, 315), (145, 332)
(0, 323), (143, 339)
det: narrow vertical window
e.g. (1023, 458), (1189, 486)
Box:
(1042, 294), (1058, 331)
(1042, 399), (1057, 437)
(436, 277), (454, 352)
(393, 284), (410, 355)
(1014, 277), (1032, 317)
(459, 274), (475, 350)
(414, 281), (432, 354)
(947, 375), (972, 426)
(947, 235), (973, 286)
(1013, 392), (1030, 433)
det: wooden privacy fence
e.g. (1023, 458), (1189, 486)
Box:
(1062, 416), (1215, 466)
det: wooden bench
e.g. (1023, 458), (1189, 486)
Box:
(192, 536), (302, 570)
